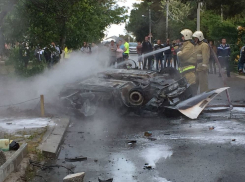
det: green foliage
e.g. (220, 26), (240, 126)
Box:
(126, 0), (165, 41)
(7, 47), (46, 77)
(2, 0), (127, 49)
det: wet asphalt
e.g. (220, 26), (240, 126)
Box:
(31, 54), (245, 182)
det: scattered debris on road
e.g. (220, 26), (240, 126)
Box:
(143, 163), (153, 170)
(98, 178), (113, 182)
(127, 140), (137, 144)
(65, 156), (87, 162)
(144, 131), (152, 137)
(148, 137), (157, 141)
(127, 140), (137, 147)
(63, 172), (85, 182)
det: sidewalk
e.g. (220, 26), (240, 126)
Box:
(208, 72), (245, 105)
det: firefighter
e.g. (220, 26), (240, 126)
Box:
(192, 31), (210, 94)
(177, 29), (197, 96)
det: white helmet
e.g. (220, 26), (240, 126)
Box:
(180, 29), (193, 40)
(193, 31), (205, 41)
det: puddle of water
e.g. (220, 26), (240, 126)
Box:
(0, 118), (54, 133)
(110, 154), (137, 182)
(140, 145), (173, 168)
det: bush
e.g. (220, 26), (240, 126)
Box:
(6, 47), (47, 77)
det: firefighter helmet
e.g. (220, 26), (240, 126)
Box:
(193, 31), (205, 41)
(180, 29), (193, 40)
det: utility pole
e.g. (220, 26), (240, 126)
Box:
(149, 8), (152, 43)
(197, 1), (201, 31)
(166, 0), (169, 39)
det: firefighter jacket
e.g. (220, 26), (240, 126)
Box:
(177, 40), (197, 85)
(178, 40), (196, 67)
(195, 41), (210, 72)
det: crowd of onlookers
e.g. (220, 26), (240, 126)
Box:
(1, 36), (244, 74)
(131, 36), (233, 77)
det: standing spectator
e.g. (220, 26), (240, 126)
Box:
(209, 40), (217, 74)
(154, 40), (164, 71)
(81, 42), (91, 53)
(142, 36), (153, 70)
(51, 42), (60, 64)
(238, 45), (245, 73)
(44, 46), (51, 67)
(81, 42), (87, 52)
(108, 40), (117, 66)
(171, 41), (177, 69)
(173, 39), (182, 69)
(137, 41), (143, 69)
(163, 39), (172, 68)
(123, 40), (129, 60)
(217, 38), (231, 77)
(64, 46), (72, 59)
(20, 42), (30, 68)
(116, 41), (125, 64)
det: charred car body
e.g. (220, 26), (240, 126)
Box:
(60, 68), (192, 117)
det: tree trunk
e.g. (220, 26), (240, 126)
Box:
(60, 18), (66, 50)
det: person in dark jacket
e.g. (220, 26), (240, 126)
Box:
(238, 46), (245, 73)
(154, 40), (164, 71)
(142, 36), (153, 70)
(217, 38), (231, 77)
(163, 39), (172, 68)
(209, 40), (217, 74)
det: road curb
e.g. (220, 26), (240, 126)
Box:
(40, 117), (70, 158)
(0, 143), (28, 182)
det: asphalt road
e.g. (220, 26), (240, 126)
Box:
(31, 54), (245, 182)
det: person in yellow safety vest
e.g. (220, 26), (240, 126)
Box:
(192, 31), (210, 94)
(64, 47), (72, 59)
(123, 41), (129, 60)
(177, 29), (197, 96)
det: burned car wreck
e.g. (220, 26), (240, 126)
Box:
(60, 66), (229, 119)
(60, 68), (193, 117)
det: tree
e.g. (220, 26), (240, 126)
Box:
(161, 0), (192, 23)
(2, 0), (127, 49)
(0, 0), (18, 55)
(126, 0), (166, 41)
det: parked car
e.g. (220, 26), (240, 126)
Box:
(129, 42), (138, 54)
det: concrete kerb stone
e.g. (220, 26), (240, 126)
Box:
(0, 143), (28, 182)
(41, 118), (70, 158)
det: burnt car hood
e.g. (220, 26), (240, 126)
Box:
(98, 69), (160, 79)
(165, 87), (229, 119)
(78, 77), (136, 91)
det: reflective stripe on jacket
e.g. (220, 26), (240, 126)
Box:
(179, 65), (196, 73)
